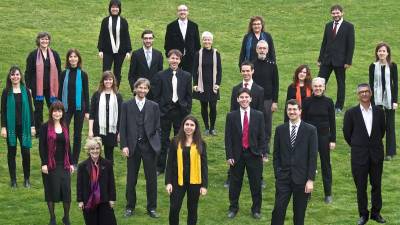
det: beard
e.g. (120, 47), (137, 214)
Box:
(257, 54), (266, 60)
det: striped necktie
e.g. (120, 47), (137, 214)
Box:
(290, 124), (297, 148)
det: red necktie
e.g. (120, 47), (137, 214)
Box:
(244, 83), (249, 89)
(332, 22), (338, 38)
(242, 111), (249, 149)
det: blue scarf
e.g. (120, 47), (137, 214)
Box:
(62, 68), (82, 112)
(245, 32), (266, 61)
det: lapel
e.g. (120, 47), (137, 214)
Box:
(294, 121), (306, 148)
(143, 100), (150, 123)
(139, 48), (150, 70)
(248, 108), (257, 138)
(150, 51), (157, 69)
(85, 158), (103, 179)
(282, 123), (290, 150)
(355, 105), (371, 138)
(174, 20), (185, 42)
(234, 110), (242, 137)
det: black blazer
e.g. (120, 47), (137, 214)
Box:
(152, 68), (192, 117)
(369, 62), (398, 105)
(165, 139), (208, 188)
(39, 122), (72, 166)
(77, 157), (116, 203)
(97, 16), (132, 55)
(343, 105), (386, 165)
(119, 99), (161, 156)
(128, 47), (163, 93)
(225, 108), (266, 160)
(25, 49), (62, 97)
(230, 82), (264, 112)
(164, 19), (201, 59)
(273, 121), (318, 184)
(318, 20), (355, 66)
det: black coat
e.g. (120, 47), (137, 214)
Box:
(369, 62), (398, 105)
(77, 157), (116, 203)
(318, 20), (355, 66)
(97, 16), (132, 55)
(273, 121), (318, 184)
(39, 122), (72, 166)
(343, 105), (386, 165)
(225, 108), (266, 159)
(230, 82), (264, 112)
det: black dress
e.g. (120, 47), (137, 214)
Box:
(192, 48), (222, 102)
(42, 132), (71, 202)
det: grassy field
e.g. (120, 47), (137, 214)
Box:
(0, 0), (399, 224)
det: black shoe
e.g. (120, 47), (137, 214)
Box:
(148, 210), (160, 218)
(227, 210), (237, 219)
(357, 216), (368, 225)
(48, 217), (56, 225)
(371, 214), (386, 223)
(124, 209), (134, 217)
(24, 179), (31, 188)
(62, 217), (71, 225)
(10, 180), (17, 188)
(324, 195), (333, 204)
(252, 212), (261, 219)
(224, 180), (230, 188)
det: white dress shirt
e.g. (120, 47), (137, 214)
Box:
(242, 79), (254, 90)
(143, 47), (152, 67)
(135, 96), (146, 111)
(178, 19), (188, 40)
(360, 104), (373, 136)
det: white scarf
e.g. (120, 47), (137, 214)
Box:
(108, 16), (121, 54)
(373, 62), (392, 109)
(99, 91), (118, 135)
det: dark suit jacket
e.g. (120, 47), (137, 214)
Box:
(128, 47), (163, 94)
(225, 108), (266, 160)
(230, 82), (264, 112)
(76, 157), (116, 203)
(343, 105), (386, 165)
(97, 16), (132, 55)
(273, 121), (318, 184)
(164, 19), (200, 60)
(318, 20), (355, 66)
(152, 68), (192, 117)
(119, 99), (161, 156)
(369, 62), (398, 105)
(165, 139), (208, 188)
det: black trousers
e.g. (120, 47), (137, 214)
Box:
(103, 145), (114, 164)
(200, 101), (217, 130)
(271, 179), (310, 225)
(64, 110), (85, 165)
(263, 99), (273, 153)
(169, 183), (201, 225)
(126, 141), (157, 211)
(317, 133), (332, 196)
(33, 89), (52, 132)
(103, 53), (125, 86)
(383, 108), (396, 156)
(229, 150), (262, 213)
(158, 107), (186, 173)
(83, 202), (117, 225)
(7, 125), (30, 181)
(351, 158), (383, 218)
(318, 64), (346, 109)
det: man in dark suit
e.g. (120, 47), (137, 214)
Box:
(152, 49), (192, 175)
(225, 61), (265, 188)
(128, 30), (163, 99)
(271, 99), (318, 225)
(164, 4), (201, 73)
(225, 88), (266, 219)
(343, 83), (386, 225)
(317, 4), (355, 112)
(120, 78), (161, 218)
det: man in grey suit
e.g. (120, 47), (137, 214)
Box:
(120, 78), (161, 218)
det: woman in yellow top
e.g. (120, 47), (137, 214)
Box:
(165, 115), (208, 225)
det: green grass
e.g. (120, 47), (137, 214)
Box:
(0, 0), (399, 224)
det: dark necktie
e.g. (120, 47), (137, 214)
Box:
(381, 65), (386, 102)
(242, 111), (249, 149)
(244, 82), (249, 89)
(332, 22), (339, 38)
(290, 124), (297, 148)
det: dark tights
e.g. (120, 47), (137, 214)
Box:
(200, 101), (217, 130)
(47, 201), (70, 220)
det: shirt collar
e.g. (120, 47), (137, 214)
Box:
(360, 103), (372, 112)
(289, 119), (301, 128)
(135, 96), (146, 104)
(143, 46), (152, 52)
(240, 107), (250, 114)
(242, 79), (253, 86)
(334, 18), (343, 25)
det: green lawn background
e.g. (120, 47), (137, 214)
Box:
(0, 0), (399, 224)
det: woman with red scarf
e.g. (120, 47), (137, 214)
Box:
(284, 64), (312, 122)
(39, 101), (74, 225)
(77, 137), (116, 225)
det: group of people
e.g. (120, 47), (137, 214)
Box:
(0, 1), (397, 225)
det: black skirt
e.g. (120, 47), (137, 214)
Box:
(42, 162), (71, 202)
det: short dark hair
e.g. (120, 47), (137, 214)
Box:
(357, 83), (371, 92)
(65, 48), (83, 68)
(167, 49), (183, 58)
(35, 31), (51, 47)
(48, 101), (66, 126)
(240, 60), (254, 70)
(141, 30), (154, 38)
(237, 87), (252, 98)
(330, 4), (343, 12)
(286, 99), (301, 110)
(108, 0), (121, 15)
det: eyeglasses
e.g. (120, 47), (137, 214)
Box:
(89, 147), (101, 150)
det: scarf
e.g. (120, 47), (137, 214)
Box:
(98, 91), (118, 135)
(177, 143), (201, 186)
(6, 85), (32, 148)
(62, 68), (82, 112)
(108, 16), (120, 54)
(46, 123), (71, 170)
(35, 48), (59, 102)
(245, 32), (266, 61)
(296, 82), (311, 106)
(197, 48), (217, 93)
(373, 62), (392, 109)
(85, 160), (101, 210)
